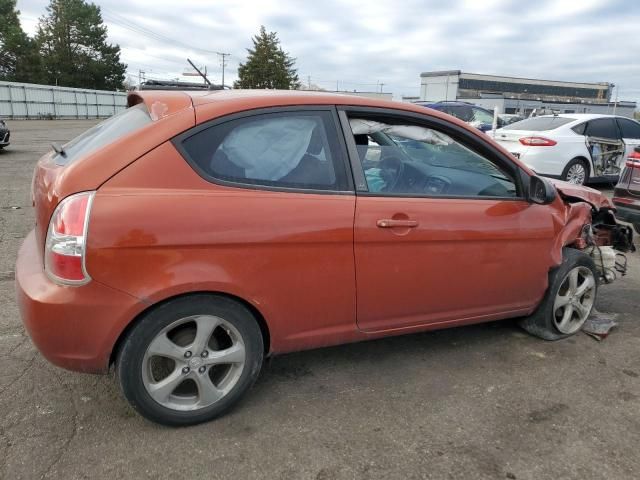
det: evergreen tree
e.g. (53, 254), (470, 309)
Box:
(36, 0), (126, 90)
(0, 0), (42, 82)
(235, 26), (300, 89)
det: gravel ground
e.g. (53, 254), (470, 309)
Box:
(0, 120), (639, 480)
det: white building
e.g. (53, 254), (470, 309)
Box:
(417, 70), (636, 118)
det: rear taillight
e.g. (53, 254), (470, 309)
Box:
(626, 150), (640, 168)
(45, 191), (95, 285)
(519, 136), (557, 146)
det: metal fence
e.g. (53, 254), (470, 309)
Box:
(0, 81), (127, 119)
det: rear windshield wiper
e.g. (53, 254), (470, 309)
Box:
(51, 143), (67, 158)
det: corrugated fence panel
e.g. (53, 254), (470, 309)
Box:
(0, 80), (127, 119)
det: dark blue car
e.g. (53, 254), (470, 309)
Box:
(415, 101), (499, 132)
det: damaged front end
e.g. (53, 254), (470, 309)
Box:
(551, 179), (635, 284)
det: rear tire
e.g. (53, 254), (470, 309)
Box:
(561, 158), (589, 185)
(117, 294), (264, 426)
(519, 248), (597, 341)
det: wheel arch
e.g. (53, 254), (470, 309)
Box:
(108, 291), (272, 368)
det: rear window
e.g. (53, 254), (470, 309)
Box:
(502, 116), (575, 131)
(54, 104), (152, 165)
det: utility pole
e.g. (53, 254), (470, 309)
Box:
(138, 69), (145, 86)
(218, 52), (230, 88)
(613, 84), (619, 115)
(187, 58), (212, 86)
(379, 82), (385, 93)
(308, 75), (311, 89)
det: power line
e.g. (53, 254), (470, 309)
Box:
(101, 7), (231, 57)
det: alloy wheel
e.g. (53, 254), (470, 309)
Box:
(142, 315), (246, 411)
(565, 163), (586, 185)
(552, 266), (596, 334)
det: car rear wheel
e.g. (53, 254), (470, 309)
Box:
(117, 294), (264, 426)
(561, 158), (589, 185)
(519, 248), (597, 340)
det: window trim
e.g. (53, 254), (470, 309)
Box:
(172, 105), (355, 195)
(336, 105), (527, 201)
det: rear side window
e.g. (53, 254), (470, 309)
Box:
(617, 118), (640, 139)
(55, 104), (151, 165)
(584, 118), (620, 139)
(179, 111), (348, 191)
(502, 116), (575, 131)
(571, 122), (587, 135)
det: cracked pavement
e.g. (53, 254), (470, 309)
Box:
(0, 120), (639, 480)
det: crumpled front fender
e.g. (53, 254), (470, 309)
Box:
(549, 197), (593, 266)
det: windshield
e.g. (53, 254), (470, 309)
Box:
(55, 104), (152, 165)
(502, 116), (575, 131)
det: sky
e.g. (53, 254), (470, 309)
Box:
(15, 0), (640, 103)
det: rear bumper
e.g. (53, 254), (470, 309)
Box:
(15, 230), (145, 373)
(613, 203), (640, 227)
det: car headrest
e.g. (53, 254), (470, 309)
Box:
(306, 125), (324, 156)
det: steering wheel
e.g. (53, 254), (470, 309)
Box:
(378, 155), (404, 192)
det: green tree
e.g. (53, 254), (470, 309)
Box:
(36, 0), (126, 90)
(0, 0), (43, 82)
(235, 26), (300, 89)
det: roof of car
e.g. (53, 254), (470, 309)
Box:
(128, 88), (465, 124)
(540, 113), (620, 121)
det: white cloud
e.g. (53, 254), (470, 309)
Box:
(15, 0), (640, 102)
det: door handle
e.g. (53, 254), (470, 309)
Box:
(377, 219), (419, 228)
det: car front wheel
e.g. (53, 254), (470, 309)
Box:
(117, 294), (264, 426)
(519, 248), (597, 340)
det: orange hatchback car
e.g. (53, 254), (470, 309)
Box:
(16, 90), (634, 426)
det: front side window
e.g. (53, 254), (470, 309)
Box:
(349, 117), (518, 198)
(617, 118), (640, 139)
(180, 111), (347, 191)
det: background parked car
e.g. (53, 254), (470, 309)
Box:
(415, 101), (500, 132)
(0, 119), (10, 149)
(613, 146), (640, 233)
(498, 113), (525, 126)
(492, 114), (640, 185)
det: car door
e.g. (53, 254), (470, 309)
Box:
(338, 108), (558, 332)
(583, 117), (625, 175)
(616, 118), (640, 198)
(173, 107), (358, 351)
(616, 117), (640, 160)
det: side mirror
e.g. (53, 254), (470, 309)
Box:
(528, 175), (557, 205)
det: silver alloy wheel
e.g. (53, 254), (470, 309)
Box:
(142, 315), (246, 411)
(565, 163), (586, 185)
(552, 266), (596, 334)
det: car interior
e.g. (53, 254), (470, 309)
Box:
(350, 118), (518, 197)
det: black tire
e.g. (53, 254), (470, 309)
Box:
(561, 158), (590, 185)
(519, 248), (598, 341)
(117, 294), (264, 426)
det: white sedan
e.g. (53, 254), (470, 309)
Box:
(491, 114), (640, 185)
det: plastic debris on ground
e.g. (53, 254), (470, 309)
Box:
(582, 309), (618, 341)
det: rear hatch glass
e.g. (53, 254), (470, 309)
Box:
(54, 103), (151, 166)
(501, 116), (575, 132)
